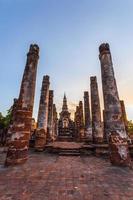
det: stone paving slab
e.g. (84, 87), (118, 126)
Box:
(0, 150), (133, 200)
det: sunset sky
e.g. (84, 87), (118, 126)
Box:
(0, 0), (133, 120)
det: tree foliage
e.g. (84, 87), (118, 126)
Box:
(128, 120), (133, 135)
(0, 107), (12, 129)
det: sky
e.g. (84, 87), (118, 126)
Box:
(0, 0), (133, 120)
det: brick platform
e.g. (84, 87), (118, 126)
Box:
(45, 142), (133, 157)
(0, 148), (133, 200)
(46, 141), (83, 149)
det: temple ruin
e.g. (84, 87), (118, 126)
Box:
(2, 43), (132, 167)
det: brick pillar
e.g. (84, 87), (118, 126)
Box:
(103, 109), (108, 143)
(90, 76), (103, 143)
(78, 101), (85, 140)
(5, 44), (39, 166)
(47, 90), (54, 142)
(99, 43), (131, 166)
(120, 100), (128, 134)
(52, 104), (58, 140)
(74, 106), (80, 141)
(35, 75), (50, 151)
(84, 91), (92, 141)
(79, 101), (84, 125)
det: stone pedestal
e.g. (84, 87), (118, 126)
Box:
(5, 44), (39, 166)
(99, 43), (131, 166)
(90, 76), (103, 143)
(35, 75), (50, 151)
(35, 129), (46, 151)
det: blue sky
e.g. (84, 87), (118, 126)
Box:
(0, 0), (133, 120)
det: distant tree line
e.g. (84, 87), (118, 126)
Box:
(128, 120), (133, 135)
(0, 108), (12, 146)
(0, 108), (12, 129)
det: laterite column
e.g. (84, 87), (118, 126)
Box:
(84, 91), (92, 141)
(5, 44), (39, 166)
(90, 76), (103, 143)
(35, 75), (50, 151)
(99, 43), (131, 166)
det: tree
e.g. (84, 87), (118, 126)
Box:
(0, 112), (5, 129)
(0, 107), (12, 129)
(127, 120), (133, 136)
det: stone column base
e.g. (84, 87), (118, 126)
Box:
(93, 137), (103, 144)
(85, 128), (93, 142)
(5, 140), (29, 166)
(35, 129), (46, 151)
(109, 132), (131, 167)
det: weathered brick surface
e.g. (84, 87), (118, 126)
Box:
(74, 102), (85, 141)
(84, 91), (92, 141)
(74, 106), (80, 139)
(47, 90), (54, 142)
(52, 104), (58, 139)
(37, 75), (50, 130)
(120, 100), (128, 134)
(78, 101), (85, 139)
(35, 76), (50, 151)
(103, 109), (108, 143)
(84, 91), (91, 129)
(99, 43), (131, 166)
(90, 76), (103, 143)
(5, 44), (39, 166)
(0, 149), (133, 200)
